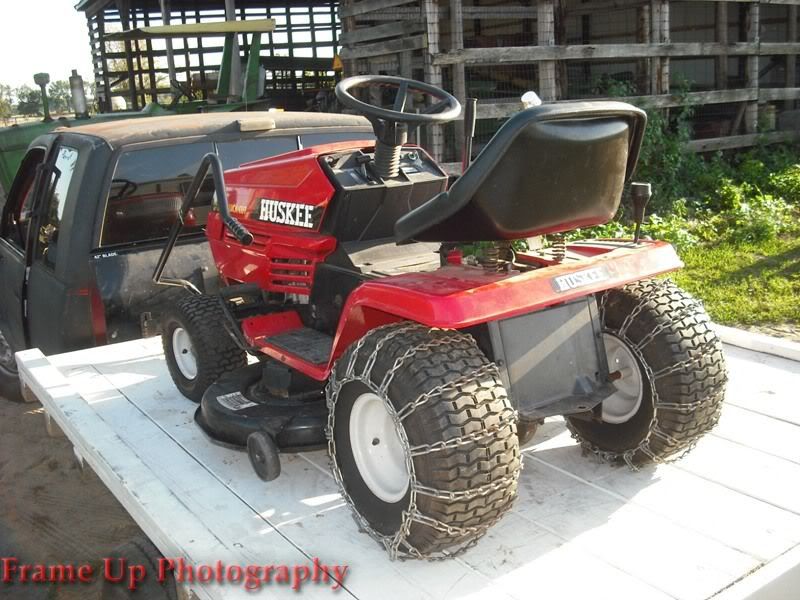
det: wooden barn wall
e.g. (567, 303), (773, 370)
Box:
(84, 1), (341, 113)
(339, 0), (800, 165)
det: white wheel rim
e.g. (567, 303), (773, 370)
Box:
(601, 333), (644, 424)
(349, 392), (410, 503)
(172, 327), (198, 380)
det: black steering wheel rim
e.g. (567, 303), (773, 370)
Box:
(335, 75), (461, 125)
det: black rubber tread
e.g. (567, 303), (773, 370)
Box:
(331, 323), (520, 556)
(567, 278), (727, 464)
(100, 535), (178, 599)
(0, 327), (24, 402)
(162, 295), (247, 402)
(0, 367), (23, 403)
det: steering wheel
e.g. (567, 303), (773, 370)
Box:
(335, 75), (461, 125)
(335, 76), (461, 177)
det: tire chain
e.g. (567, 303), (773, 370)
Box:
(571, 278), (725, 470)
(326, 323), (521, 560)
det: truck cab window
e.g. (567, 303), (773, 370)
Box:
(36, 146), (78, 268)
(0, 148), (45, 251)
(217, 137), (297, 170)
(101, 142), (215, 247)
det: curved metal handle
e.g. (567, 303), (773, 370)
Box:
(193, 153), (254, 246)
(153, 153), (253, 292)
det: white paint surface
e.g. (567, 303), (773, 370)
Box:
(15, 336), (800, 600)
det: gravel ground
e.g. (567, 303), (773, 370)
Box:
(0, 397), (143, 599)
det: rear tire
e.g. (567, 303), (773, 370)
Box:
(162, 295), (246, 402)
(567, 279), (726, 464)
(0, 327), (23, 403)
(328, 323), (520, 558)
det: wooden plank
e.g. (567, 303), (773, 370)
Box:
(679, 0), (800, 4)
(745, 2), (760, 133)
(686, 130), (800, 151)
(538, 0), (558, 101)
(460, 513), (674, 600)
(716, 2), (729, 89)
(788, 7), (798, 110)
(341, 0), (358, 77)
(423, 0), (444, 161)
(513, 455), (760, 599)
(760, 86), (800, 101)
(713, 404), (800, 465)
(354, 7), (421, 22)
(638, 4), (652, 94)
(339, 34), (426, 60)
(718, 345), (800, 426)
(74, 340), (515, 600)
(461, 5), (544, 18)
(678, 434), (800, 515)
(433, 42), (759, 65)
(446, 88), (758, 123)
(19, 333), (800, 599)
(450, 0), (467, 158)
(340, 0), (417, 18)
(656, 0), (670, 94)
(526, 427), (800, 563)
(339, 21), (422, 46)
(15, 349), (312, 600)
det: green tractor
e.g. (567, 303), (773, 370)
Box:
(0, 18), (276, 198)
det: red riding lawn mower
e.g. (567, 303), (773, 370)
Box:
(155, 75), (727, 559)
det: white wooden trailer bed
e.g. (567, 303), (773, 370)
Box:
(15, 333), (800, 600)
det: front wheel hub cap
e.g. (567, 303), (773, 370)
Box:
(601, 333), (644, 424)
(349, 391), (410, 503)
(172, 327), (198, 380)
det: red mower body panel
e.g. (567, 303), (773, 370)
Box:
(205, 141), (373, 294)
(202, 141), (682, 381)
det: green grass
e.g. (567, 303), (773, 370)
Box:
(671, 236), (800, 327)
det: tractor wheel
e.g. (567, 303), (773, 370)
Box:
(327, 323), (520, 558)
(567, 279), (727, 465)
(0, 327), (23, 402)
(161, 295), (246, 402)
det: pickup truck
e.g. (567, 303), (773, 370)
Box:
(0, 112), (372, 401)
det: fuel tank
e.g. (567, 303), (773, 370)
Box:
(206, 141), (448, 294)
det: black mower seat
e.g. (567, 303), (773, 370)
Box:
(394, 101), (646, 243)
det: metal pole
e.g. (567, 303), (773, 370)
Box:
(225, 0), (242, 101)
(159, 0), (178, 97)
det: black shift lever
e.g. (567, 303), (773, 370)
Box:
(630, 182), (652, 244)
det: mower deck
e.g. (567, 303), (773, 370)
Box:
(16, 336), (800, 600)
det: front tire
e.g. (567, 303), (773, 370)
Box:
(328, 323), (520, 558)
(567, 279), (727, 465)
(162, 295), (247, 402)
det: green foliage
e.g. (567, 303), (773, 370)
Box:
(768, 164), (800, 203)
(0, 84), (12, 121)
(672, 236), (800, 326)
(48, 80), (73, 114)
(15, 85), (42, 116)
(558, 81), (800, 252)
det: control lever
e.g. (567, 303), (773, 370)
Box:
(630, 182), (652, 244)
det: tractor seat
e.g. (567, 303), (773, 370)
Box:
(394, 101), (646, 243)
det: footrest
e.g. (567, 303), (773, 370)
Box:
(265, 328), (333, 365)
